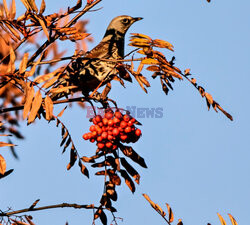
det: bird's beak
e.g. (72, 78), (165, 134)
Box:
(133, 17), (143, 22)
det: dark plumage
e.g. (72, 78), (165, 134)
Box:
(54, 15), (142, 98)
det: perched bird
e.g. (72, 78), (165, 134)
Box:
(53, 15), (142, 99)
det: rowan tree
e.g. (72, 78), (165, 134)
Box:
(0, 0), (237, 225)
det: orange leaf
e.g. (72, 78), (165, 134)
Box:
(44, 95), (54, 121)
(205, 92), (213, 105)
(19, 52), (29, 74)
(130, 33), (152, 41)
(49, 85), (77, 94)
(228, 214), (238, 225)
(217, 213), (227, 225)
(166, 203), (174, 223)
(28, 90), (43, 124)
(141, 58), (159, 65)
(0, 142), (16, 147)
(39, 0), (46, 14)
(0, 154), (6, 175)
(23, 85), (35, 119)
(153, 39), (174, 51)
(38, 17), (50, 41)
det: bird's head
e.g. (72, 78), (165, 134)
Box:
(104, 15), (143, 38)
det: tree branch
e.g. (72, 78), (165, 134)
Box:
(27, 0), (102, 67)
(0, 203), (96, 217)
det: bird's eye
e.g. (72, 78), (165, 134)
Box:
(122, 18), (130, 24)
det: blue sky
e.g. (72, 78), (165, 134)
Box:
(1, 0), (250, 225)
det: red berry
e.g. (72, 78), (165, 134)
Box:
(123, 114), (130, 122)
(118, 127), (123, 132)
(97, 136), (103, 142)
(124, 126), (132, 133)
(120, 121), (127, 128)
(89, 125), (96, 132)
(91, 131), (97, 138)
(135, 129), (141, 136)
(96, 128), (102, 135)
(113, 117), (120, 124)
(112, 128), (120, 136)
(114, 111), (123, 119)
(95, 115), (102, 123)
(106, 142), (113, 148)
(90, 138), (95, 143)
(102, 126), (107, 132)
(102, 118), (108, 125)
(92, 118), (98, 125)
(120, 134), (128, 141)
(82, 133), (89, 140)
(108, 120), (114, 127)
(98, 122), (104, 127)
(127, 120), (134, 127)
(130, 118), (136, 123)
(101, 132), (108, 139)
(87, 132), (93, 139)
(108, 134), (114, 141)
(97, 142), (105, 149)
(112, 144), (118, 150)
(105, 111), (113, 120)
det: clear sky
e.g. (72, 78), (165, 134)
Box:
(1, 0), (250, 225)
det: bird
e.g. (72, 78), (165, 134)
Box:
(53, 15), (143, 99)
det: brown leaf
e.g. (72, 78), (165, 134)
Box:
(142, 193), (156, 208)
(23, 85), (35, 119)
(39, 0), (46, 14)
(27, 51), (43, 77)
(0, 169), (14, 179)
(49, 85), (77, 94)
(78, 159), (89, 178)
(94, 207), (102, 220)
(141, 58), (159, 65)
(57, 106), (67, 117)
(19, 52), (29, 74)
(3, 0), (10, 18)
(28, 90), (43, 124)
(44, 95), (54, 121)
(153, 39), (174, 51)
(205, 92), (213, 105)
(184, 68), (191, 75)
(66, 145), (77, 170)
(8, 46), (16, 73)
(100, 207), (107, 225)
(130, 33), (152, 41)
(217, 213), (226, 225)
(120, 157), (140, 184)
(0, 141), (16, 147)
(38, 17), (50, 41)
(120, 145), (147, 168)
(0, 154), (6, 175)
(228, 214), (238, 225)
(146, 65), (160, 72)
(166, 203), (174, 223)
(177, 219), (183, 225)
(120, 169), (135, 193)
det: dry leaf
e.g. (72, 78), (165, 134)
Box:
(28, 90), (43, 124)
(19, 52), (29, 74)
(44, 95), (54, 121)
(228, 214), (238, 225)
(39, 0), (46, 14)
(166, 203), (174, 223)
(23, 85), (35, 119)
(217, 213), (227, 225)
(0, 142), (16, 147)
(0, 154), (6, 175)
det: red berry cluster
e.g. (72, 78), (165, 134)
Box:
(82, 110), (142, 150)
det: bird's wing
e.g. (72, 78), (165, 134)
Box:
(85, 40), (120, 59)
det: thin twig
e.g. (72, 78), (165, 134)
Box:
(27, 0), (102, 67)
(0, 203), (96, 217)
